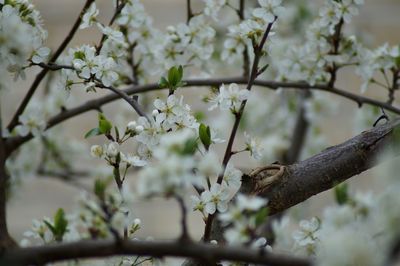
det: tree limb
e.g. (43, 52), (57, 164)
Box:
(5, 77), (400, 155)
(0, 239), (310, 266)
(245, 118), (400, 215)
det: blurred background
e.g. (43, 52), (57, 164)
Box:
(4, 0), (400, 242)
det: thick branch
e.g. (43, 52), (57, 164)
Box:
(0, 239), (310, 266)
(244, 118), (400, 215)
(0, 131), (17, 252)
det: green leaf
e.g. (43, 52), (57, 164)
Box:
(199, 123), (211, 150)
(181, 138), (198, 155)
(98, 113), (112, 134)
(43, 220), (56, 236)
(158, 76), (169, 89)
(194, 111), (205, 122)
(334, 183), (349, 205)
(176, 81), (187, 88)
(255, 207), (269, 227)
(177, 65), (183, 81)
(168, 66), (179, 86)
(94, 179), (107, 200)
(84, 127), (101, 139)
(53, 208), (68, 241)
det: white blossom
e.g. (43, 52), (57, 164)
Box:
(253, 0), (284, 23)
(244, 132), (263, 160)
(209, 83), (249, 113)
(80, 2), (98, 29)
(222, 162), (242, 190)
(31, 47), (50, 64)
(201, 183), (230, 214)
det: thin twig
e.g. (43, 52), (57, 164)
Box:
(96, 82), (148, 119)
(186, 0), (194, 23)
(176, 196), (190, 242)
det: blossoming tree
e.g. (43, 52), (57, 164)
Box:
(1, 0), (400, 265)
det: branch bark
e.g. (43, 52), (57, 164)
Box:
(0, 239), (310, 266)
(246, 118), (400, 215)
(0, 136), (17, 252)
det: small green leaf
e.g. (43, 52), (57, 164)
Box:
(98, 113), (112, 134)
(181, 138), (198, 155)
(53, 208), (68, 241)
(168, 66), (179, 86)
(176, 81), (187, 88)
(194, 111), (205, 122)
(84, 127), (101, 138)
(255, 207), (269, 227)
(94, 179), (107, 200)
(177, 65), (183, 81)
(158, 76), (169, 88)
(334, 183), (349, 205)
(199, 123), (211, 150)
(43, 220), (56, 235)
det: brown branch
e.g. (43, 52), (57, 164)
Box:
(5, 77), (400, 156)
(0, 136), (17, 253)
(0, 239), (310, 266)
(95, 82), (148, 118)
(238, 0), (250, 78)
(186, 0), (194, 23)
(6, 0), (95, 132)
(203, 19), (276, 242)
(245, 118), (400, 215)
(283, 90), (311, 164)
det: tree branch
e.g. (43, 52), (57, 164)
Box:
(245, 118), (400, 215)
(0, 239), (310, 266)
(5, 77), (400, 155)
(203, 19), (276, 242)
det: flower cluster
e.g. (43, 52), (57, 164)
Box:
(219, 194), (270, 248)
(271, 0), (364, 86)
(356, 43), (400, 92)
(0, 2), (49, 87)
(161, 15), (216, 69)
(209, 83), (250, 113)
(70, 45), (119, 87)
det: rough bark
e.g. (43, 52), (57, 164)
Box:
(249, 118), (400, 215)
